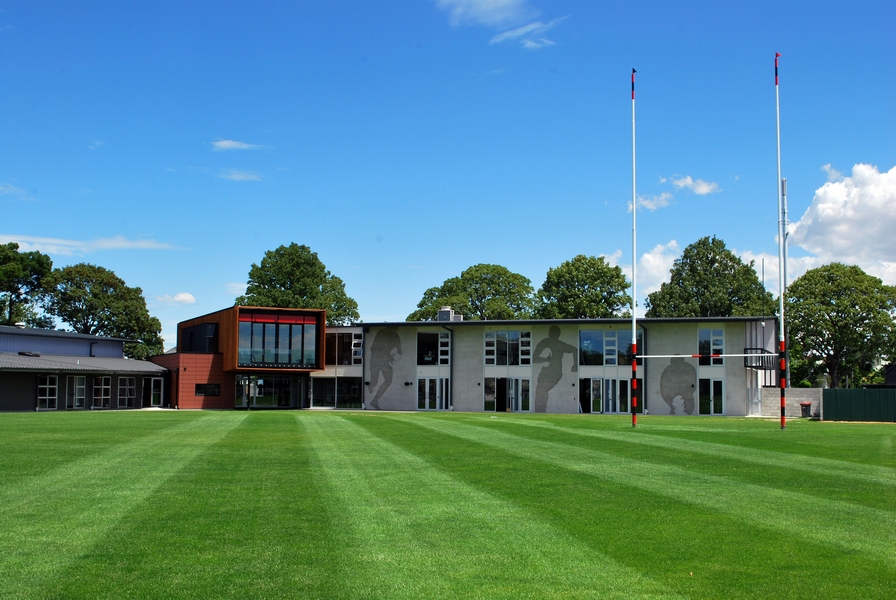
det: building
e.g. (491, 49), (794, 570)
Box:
(149, 306), (327, 409)
(0, 325), (167, 411)
(354, 310), (778, 416)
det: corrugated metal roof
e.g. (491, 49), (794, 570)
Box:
(0, 353), (167, 374)
(0, 325), (133, 343)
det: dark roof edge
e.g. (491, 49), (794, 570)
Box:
(348, 316), (778, 328)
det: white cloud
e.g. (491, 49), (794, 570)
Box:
(157, 292), (196, 305)
(0, 234), (175, 256)
(630, 191), (673, 212)
(436, 0), (536, 27)
(790, 163), (896, 285)
(669, 175), (721, 195)
(211, 139), (263, 151)
(0, 183), (36, 201)
(488, 17), (565, 49)
(88, 140), (105, 150)
(821, 163), (843, 182)
(225, 282), (248, 296)
(637, 241), (680, 298)
(219, 169), (262, 181)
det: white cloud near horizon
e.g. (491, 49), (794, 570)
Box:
(0, 234), (176, 256)
(669, 175), (721, 195)
(225, 282), (248, 296)
(157, 292), (196, 305)
(211, 139), (264, 151)
(218, 169), (262, 181)
(790, 163), (896, 285)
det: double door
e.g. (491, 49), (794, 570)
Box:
(579, 378), (637, 414)
(483, 377), (530, 412)
(417, 377), (450, 410)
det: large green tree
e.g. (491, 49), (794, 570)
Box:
(645, 236), (776, 318)
(0, 242), (53, 326)
(407, 264), (535, 321)
(236, 243), (360, 326)
(786, 263), (896, 388)
(41, 263), (164, 359)
(536, 254), (631, 319)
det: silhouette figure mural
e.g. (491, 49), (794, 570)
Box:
(367, 327), (402, 409)
(533, 325), (578, 412)
(660, 356), (697, 414)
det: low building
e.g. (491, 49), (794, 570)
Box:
(0, 325), (167, 411)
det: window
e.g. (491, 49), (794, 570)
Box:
(237, 318), (318, 368)
(195, 384), (221, 396)
(38, 375), (57, 410)
(327, 332), (363, 366)
(417, 332), (439, 365)
(617, 330), (644, 366)
(580, 331), (604, 366)
(93, 376), (111, 408)
(485, 331), (530, 366)
(604, 331), (617, 366)
(698, 329), (724, 366)
(118, 377), (137, 407)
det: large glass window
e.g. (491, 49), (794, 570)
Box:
(118, 377), (137, 408)
(312, 377), (363, 408)
(617, 330), (644, 366)
(38, 375), (57, 410)
(417, 332), (439, 365)
(698, 329), (724, 365)
(485, 331), (530, 366)
(237, 319), (317, 368)
(580, 331), (604, 366)
(327, 332), (362, 366)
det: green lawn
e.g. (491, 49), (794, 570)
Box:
(1, 411), (894, 599)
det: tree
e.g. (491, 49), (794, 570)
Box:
(408, 264), (535, 321)
(41, 263), (164, 359)
(236, 243), (360, 326)
(0, 242), (53, 326)
(645, 236), (776, 318)
(786, 263), (896, 388)
(536, 254), (631, 319)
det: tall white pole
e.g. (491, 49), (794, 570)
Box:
(775, 53), (787, 430)
(631, 68), (638, 428)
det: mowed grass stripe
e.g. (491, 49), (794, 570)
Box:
(299, 412), (684, 600)
(512, 419), (896, 487)
(397, 414), (896, 565)
(0, 412), (245, 599)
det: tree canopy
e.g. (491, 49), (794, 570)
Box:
(645, 236), (776, 318)
(786, 263), (896, 388)
(535, 254), (631, 319)
(236, 243), (360, 326)
(407, 264), (535, 321)
(0, 242), (53, 326)
(41, 263), (164, 359)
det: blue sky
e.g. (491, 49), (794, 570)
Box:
(2, 0), (894, 348)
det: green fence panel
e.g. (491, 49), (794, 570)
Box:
(823, 389), (896, 422)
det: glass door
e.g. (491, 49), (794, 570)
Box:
(418, 378), (450, 410)
(699, 379), (724, 415)
(67, 376), (86, 409)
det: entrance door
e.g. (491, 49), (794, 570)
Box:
(142, 377), (163, 407)
(66, 376), (86, 409)
(417, 377), (450, 410)
(483, 377), (530, 412)
(579, 378), (603, 413)
(699, 379), (724, 415)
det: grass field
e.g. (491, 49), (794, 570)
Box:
(1, 410), (894, 599)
